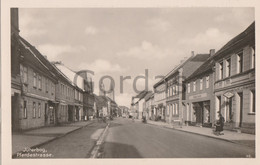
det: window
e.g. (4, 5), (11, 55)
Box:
(33, 102), (36, 118)
(38, 75), (42, 89)
(20, 65), (28, 83)
(251, 47), (255, 69)
(20, 65), (23, 81)
(38, 103), (41, 118)
(200, 79), (203, 90)
(219, 62), (223, 79)
(24, 67), (28, 83)
(193, 81), (196, 92)
(176, 104), (179, 115)
(33, 72), (37, 87)
(167, 105), (169, 115)
(251, 90), (255, 113)
(23, 101), (27, 119)
(171, 104), (173, 115)
(188, 83), (190, 93)
(172, 104), (175, 116)
(226, 58), (231, 77)
(206, 76), (209, 88)
(46, 79), (49, 93)
(237, 51), (243, 73)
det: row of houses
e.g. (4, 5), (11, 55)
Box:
(131, 21), (255, 134)
(11, 9), (119, 131)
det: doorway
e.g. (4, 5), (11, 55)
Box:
(238, 92), (243, 127)
(44, 103), (48, 125)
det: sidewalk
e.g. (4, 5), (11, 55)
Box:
(12, 120), (96, 156)
(147, 120), (255, 148)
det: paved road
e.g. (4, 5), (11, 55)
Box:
(100, 118), (255, 158)
(29, 121), (107, 158)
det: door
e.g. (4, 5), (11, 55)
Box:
(238, 92), (243, 127)
(44, 103), (48, 125)
(49, 106), (55, 124)
(11, 94), (19, 131)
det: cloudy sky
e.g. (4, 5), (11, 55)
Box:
(19, 8), (254, 107)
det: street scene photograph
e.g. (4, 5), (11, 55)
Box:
(10, 7), (255, 159)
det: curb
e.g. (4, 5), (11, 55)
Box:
(147, 122), (254, 148)
(12, 121), (95, 158)
(89, 123), (110, 158)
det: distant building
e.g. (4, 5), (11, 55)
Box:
(131, 91), (150, 119)
(118, 106), (130, 117)
(144, 92), (153, 119)
(99, 82), (115, 101)
(153, 52), (210, 124)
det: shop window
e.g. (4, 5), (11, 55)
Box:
(176, 104), (179, 115)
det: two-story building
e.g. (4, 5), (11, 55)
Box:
(54, 63), (84, 122)
(154, 52), (210, 124)
(184, 49), (216, 127)
(13, 36), (58, 130)
(213, 22), (255, 134)
(45, 62), (75, 124)
(144, 92), (153, 120)
(153, 82), (166, 121)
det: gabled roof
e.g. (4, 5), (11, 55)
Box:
(119, 106), (129, 110)
(153, 53), (209, 88)
(186, 21), (255, 82)
(144, 91), (153, 101)
(185, 56), (214, 82)
(213, 21), (255, 60)
(19, 36), (57, 80)
(54, 63), (85, 91)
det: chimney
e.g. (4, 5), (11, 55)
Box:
(210, 49), (215, 56)
(191, 51), (195, 57)
(11, 8), (19, 36)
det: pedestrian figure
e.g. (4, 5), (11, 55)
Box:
(215, 113), (225, 136)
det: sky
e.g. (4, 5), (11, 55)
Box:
(18, 8), (255, 107)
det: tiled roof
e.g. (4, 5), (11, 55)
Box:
(153, 53), (209, 88)
(186, 21), (255, 82)
(213, 21), (255, 60)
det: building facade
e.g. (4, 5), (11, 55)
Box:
(153, 82), (166, 121)
(54, 63), (84, 122)
(13, 36), (58, 130)
(184, 50), (216, 127)
(213, 22), (255, 134)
